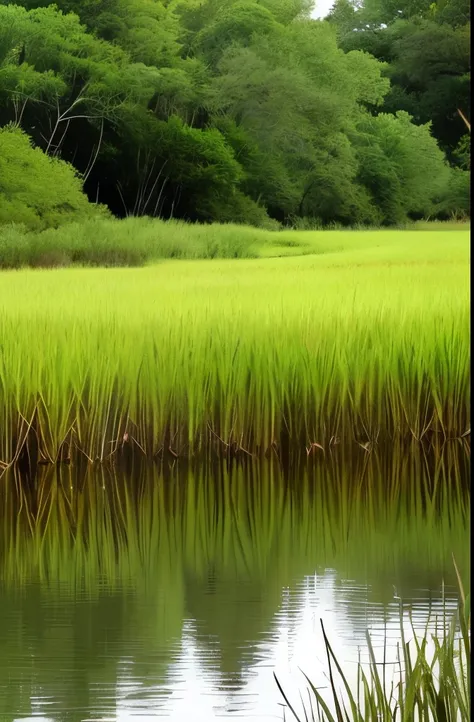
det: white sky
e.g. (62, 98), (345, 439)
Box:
(311, 0), (335, 19)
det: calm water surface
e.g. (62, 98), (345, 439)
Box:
(0, 452), (469, 721)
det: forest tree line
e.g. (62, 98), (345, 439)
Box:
(0, 0), (470, 230)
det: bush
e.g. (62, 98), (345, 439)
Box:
(432, 167), (471, 220)
(201, 190), (281, 230)
(0, 223), (31, 268)
(0, 125), (108, 231)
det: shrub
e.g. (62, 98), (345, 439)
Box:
(0, 125), (108, 231)
(432, 168), (471, 220)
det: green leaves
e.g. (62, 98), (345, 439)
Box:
(194, 1), (280, 68)
(332, 0), (470, 169)
(276, 599), (471, 722)
(0, 0), (469, 225)
(354, 111), (452, 223)
(0, 125), (106, 230)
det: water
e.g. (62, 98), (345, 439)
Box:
(0, 452), (469, 721)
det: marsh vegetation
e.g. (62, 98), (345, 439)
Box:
(0, 229), (468, 469)
(0, 0), (470, 716)
(0, 217), (468, 269)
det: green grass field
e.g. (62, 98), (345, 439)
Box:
(0, 217), (470, 267)
(0, 228), (469, 465)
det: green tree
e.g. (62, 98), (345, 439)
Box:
(327, 0), (470, 165)
(381, 20), (470, 158)
(0, 0), (468, 226)
(353, 111), (451, 223)
(193, 2), (281, 68)
(206, 21), (389, 221)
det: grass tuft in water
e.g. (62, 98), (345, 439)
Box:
(275, 569), (470, 722)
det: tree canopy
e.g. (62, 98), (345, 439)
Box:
(0, 0), (470, 229)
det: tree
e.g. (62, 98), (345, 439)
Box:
(381, 20), (470, 159)
(327, 0), (470, 165)
(353, 111), (451, 223)
(205, 21), (389, 221)
(0, 0), (469, 227)
(193, 2), (281, 68)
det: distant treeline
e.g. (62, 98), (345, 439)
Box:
(0, 0), (470, 230)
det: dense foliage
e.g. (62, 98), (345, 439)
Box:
(0, 0), (470, 228)
(327, 0), (471, 163)
(0, 126), (107, 228)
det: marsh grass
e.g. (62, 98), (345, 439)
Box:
(0, 217), (266, 268)
(0, 230), (469, 466)
(0, 217), (469, 268)
(275, 571), (470, 722)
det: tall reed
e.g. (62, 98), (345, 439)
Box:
(0, 230), (469, 466)
(275, 571), (470, 722)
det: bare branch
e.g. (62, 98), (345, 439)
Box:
(83, 117), (104, 183)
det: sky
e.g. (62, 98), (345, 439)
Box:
(311, 0), (335, 18)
